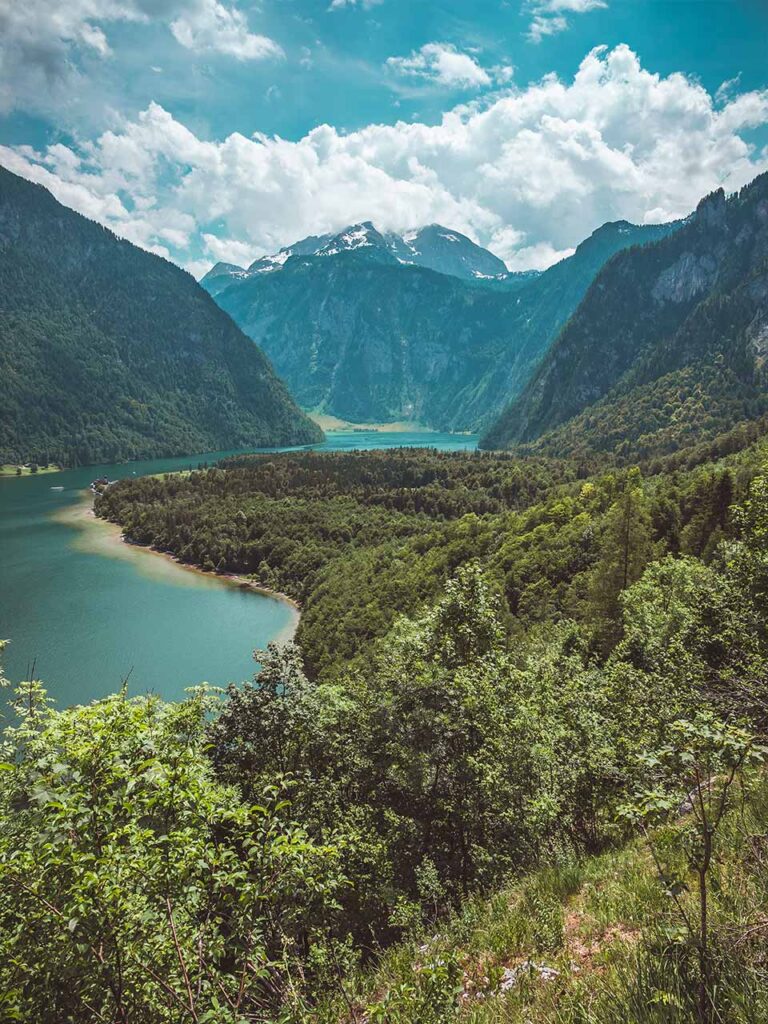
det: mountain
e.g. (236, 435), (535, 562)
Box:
(0, 166), (322, 467)
(201, 261), (251, 292)
(480, 173), (768, 460)
(203, 219), (676, 431)
(384, 224), (510, 280)
(202, 221), (509, 298)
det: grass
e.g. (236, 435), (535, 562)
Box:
(316, 773), (768, 1023)
(146, 469), (193, 480)
(0, 463), (61, 477)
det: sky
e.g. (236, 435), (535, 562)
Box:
(0, 0), (767, 277)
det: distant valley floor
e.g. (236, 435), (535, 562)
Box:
(307, 412), (461, 434)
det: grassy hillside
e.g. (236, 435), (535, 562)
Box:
(317, 776), (768, 1023)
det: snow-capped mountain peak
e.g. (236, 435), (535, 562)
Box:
(201, 221), (509, 295)
(389, 224), (507, 279)
(315, 222), (388, 256)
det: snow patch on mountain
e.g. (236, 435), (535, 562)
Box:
(202, 220), (510, 293)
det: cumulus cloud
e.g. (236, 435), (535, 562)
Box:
(0, 0), (281, 113)
(3, 46), (767, 276)
(170, 0), (283, 60)
(386, 43), (493, 89)
(505, 242), (577, 271)
(201, 232), (260, 267)
(527, 0), (607, 43)
(0, 0), (136, 111)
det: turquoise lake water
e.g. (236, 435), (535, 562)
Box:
(0, 431), (477, 707)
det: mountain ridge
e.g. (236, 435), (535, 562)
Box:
(203, 220), (512, 294)
(205, 217), (678, 431)
(480, 174), (768, 458)
(0, 165), (322, 467)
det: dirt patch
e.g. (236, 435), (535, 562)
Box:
(564, 909), (640, 973)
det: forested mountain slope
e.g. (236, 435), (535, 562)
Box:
(482, 174), (768, 458)
(206, 219), (675, 431)
(0, 166), (322, 466)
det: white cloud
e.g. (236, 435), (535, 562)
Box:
(716, 74), (742, 106)
(3, 46), (767, 275)
(486, 228), (575, 273)
(541, 0), (607, 10)
(386, 43), (493, 90)
(527, 0), (607, 43)
(201, 233), (260, 267)
(170, 0), (283, 60)
(528, 14), (567, 43)
(329, 0), (383, 9)
(0, 0), (137, 112)
(504, 242), (576, 271)
(0, 0), (281, 113)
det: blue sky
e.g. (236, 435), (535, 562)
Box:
(1, 0), (767, 275)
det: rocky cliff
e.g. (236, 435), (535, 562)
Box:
(481, 174), (768, 459)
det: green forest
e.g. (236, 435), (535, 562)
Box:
(0, 166), (321, 468)
(4, 424), (768, 1022)
(481, 176), (768, 461)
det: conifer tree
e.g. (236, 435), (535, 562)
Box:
(589, 468), (654, 648)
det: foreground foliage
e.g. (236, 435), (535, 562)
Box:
(319, 776), (768, 1024)
(0, 668), (343, 1023)
(5, 436), (768, 1020)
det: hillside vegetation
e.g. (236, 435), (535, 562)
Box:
(95, 435), (757, 680)
(0, 165), (322, 467)
(208, 220), (674, 432)
(313, 771), (768, 1024)
(0, 427), (748, 1019)
(482, 174), (768, 460)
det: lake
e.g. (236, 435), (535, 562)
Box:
(0, 431), (477, 707)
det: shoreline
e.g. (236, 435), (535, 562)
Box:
(1, 463), (62, 478)
(55, 491), (301, 622)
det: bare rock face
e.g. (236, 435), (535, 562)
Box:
(652, 252), (719, 305)
(747, 274), (768, 362)
(695, 187), (727, 229)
